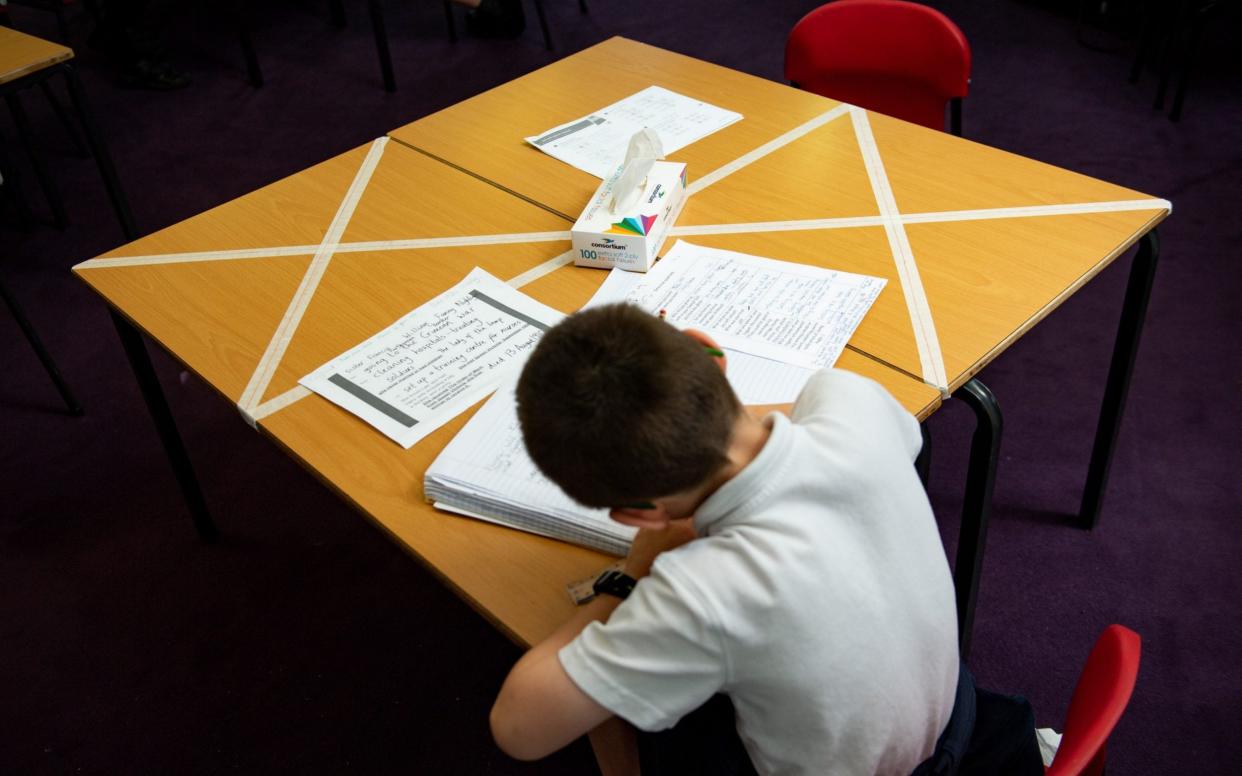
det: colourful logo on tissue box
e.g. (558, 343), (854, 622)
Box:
(607, 214), (658, 236)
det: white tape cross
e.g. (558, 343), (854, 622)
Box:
(238, 137), (389, 420)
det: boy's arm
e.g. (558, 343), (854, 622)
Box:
(490, 595), (624, 761)
(490, 521), (696, 761)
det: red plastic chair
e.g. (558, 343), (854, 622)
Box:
(1045, 624), (1142, 776)
(784, 0), (971, 134)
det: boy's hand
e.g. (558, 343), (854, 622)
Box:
(624, 520), (697, 579)
(746, 402), (793, 419)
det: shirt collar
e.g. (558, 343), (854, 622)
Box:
(694, 412), (792, 536)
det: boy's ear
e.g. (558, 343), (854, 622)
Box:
(609, 504), (673, 530)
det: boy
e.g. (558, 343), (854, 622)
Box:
(490, 302), (960, 775)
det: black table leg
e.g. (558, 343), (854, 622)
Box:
(953, 378), (1001, 662)
(110, 311), (218, 542)
(57, 63), (138, 242)
(6, 91), (68, 229)
(1079, 229), (1160, 529)
(1, 276), (83, 415)
(38, 80), (88, 158)
(0, 127), (36, 229)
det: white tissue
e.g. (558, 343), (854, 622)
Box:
(610, 128), (665, 214)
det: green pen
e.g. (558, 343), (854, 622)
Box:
(703, 347), (725, 357)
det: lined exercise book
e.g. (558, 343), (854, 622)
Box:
(424, 376), (637, 557)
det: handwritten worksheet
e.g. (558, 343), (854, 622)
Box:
(525, 86), (743, 178)
(628, 241), (886, 372)
(301, 267), (563, 449)
(587, 266), (817, 405)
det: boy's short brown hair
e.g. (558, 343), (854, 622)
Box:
(516, 303), (740, 508)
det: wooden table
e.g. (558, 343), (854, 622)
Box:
(390, 38), (1170, 656)
(0, 25), (134, 239)
(74, 138), (939, 648)
(0, 26), (73, 85)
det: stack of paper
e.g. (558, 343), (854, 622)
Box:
(424, 378), (637, 557)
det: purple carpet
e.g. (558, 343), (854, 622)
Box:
(2, 1), (1239, 773)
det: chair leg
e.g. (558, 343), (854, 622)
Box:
(952, 378), (1001, 663)
(949, 97), (963, 137)
(1169, 1), (1216, 121)
(1153, 0), (1190, 110)
(915, 422), (932, 487)
(59, 63), (139, 242)
(0, 276), (84, 416)
(110, 310), (218, 542)
(579, 0), (588, 12)
(443, 0), (458, 43)
(1079, 230), (1159, 529)
(53, 8), (71, 43)
(6, 91), (69, 230)
(38, 80), (89, 158)
(328, 0), (347, 28)
(233, 0), (264, 88)
(532, 0), (553, 51)
(367, 0), (396, 93)
(1129, 0), (1157, 82)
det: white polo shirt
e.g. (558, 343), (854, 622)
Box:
(559, 369), (959, 776)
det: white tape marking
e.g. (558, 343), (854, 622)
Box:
(75, 244), (321, 269)
(670, 199), (1172, 237)
(687, 102), (852, 196)
(333, 231), (571, 253)
(238, 138), (389, 413)
(250, 385), (313, 423)
(900, 198), (1172, 224)
(507, 249), (576, 288)
(671, 214), (888, 236)
(851, 108), (949, 394)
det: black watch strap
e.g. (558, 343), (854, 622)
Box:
(593, 569), (638, 600)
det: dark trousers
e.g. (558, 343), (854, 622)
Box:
(640, 668), (1043, 776)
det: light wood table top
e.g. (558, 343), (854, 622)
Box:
(75, 139), (938, 648)
(390, 37), (1169, 394)
(0, 27), (73, 86)
(388, 37), (839, 220)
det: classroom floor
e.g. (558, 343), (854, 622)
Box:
(3, 1), (1240, 773)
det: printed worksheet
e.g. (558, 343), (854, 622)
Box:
(628, 241), (886, 372)
(301, 268), (563, 449)
(525, 86), (743, 178)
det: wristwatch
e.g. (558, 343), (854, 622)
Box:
(593, 569), (638, 600)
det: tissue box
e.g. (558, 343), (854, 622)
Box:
(571, 161), (687, 272)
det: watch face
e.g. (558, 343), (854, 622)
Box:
(594, 570), (636, 599)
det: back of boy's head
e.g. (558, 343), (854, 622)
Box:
(517, 303), (739, 508)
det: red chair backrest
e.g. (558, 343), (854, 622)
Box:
(784, 0), (971, 131)
(1046, 624), (1142, 776)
